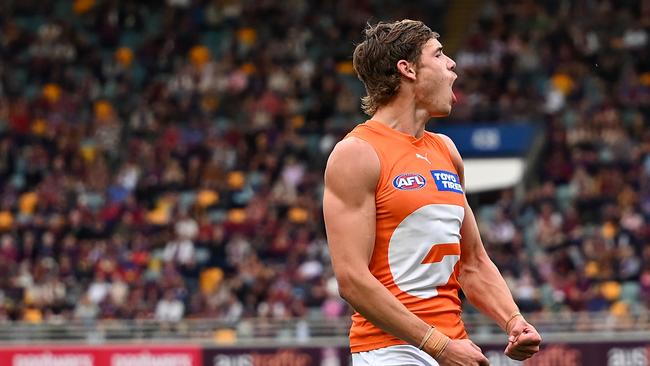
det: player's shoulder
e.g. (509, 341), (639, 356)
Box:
(331, 135), (375, 155)
(433, 132), (455, 151)
(433, 133), (464, 169)
(324, 136), (380, 190)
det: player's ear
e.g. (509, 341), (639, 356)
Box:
(397, 60), (416, 81)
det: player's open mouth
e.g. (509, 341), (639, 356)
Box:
(450, 76), (457, 104)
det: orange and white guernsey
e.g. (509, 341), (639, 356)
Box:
(346, 120), (468, 353)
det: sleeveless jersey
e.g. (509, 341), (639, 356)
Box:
(346, 120), (468, 353)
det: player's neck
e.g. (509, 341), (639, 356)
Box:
(372, 97), (428, 138)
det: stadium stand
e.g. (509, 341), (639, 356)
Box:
(0, 0), (449, 327)
(0, 0), (648, 344)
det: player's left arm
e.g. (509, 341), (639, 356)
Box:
(438, 133), (541, 361)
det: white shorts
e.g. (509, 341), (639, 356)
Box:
(352, 345), (440, 366)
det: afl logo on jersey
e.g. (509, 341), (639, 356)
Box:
(393, 173), (427, 190)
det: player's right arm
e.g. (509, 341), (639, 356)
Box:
(323, 137), (488, 365)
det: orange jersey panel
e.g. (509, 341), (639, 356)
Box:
(345, 120), (468, 353)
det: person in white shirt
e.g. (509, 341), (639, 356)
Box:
(155, 289), (184, 322)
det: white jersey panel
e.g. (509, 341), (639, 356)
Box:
(387, 204), (464, 298)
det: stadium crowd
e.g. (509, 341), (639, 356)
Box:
(453, 0), (650, 321)
(0, 0), (648, 330)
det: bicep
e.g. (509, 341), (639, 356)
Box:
(323, 185), (375, 270)
(458, 194), (493, 277)
(323, 138), (379, 276)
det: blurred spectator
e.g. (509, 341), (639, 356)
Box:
(74, 295), (99, 322)
(155, 289), (185, 322)
(0, 0), (646, 327)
